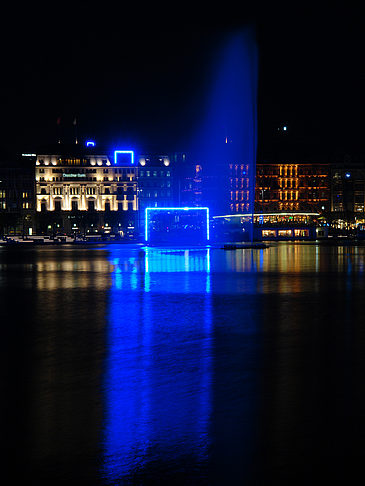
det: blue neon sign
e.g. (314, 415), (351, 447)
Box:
(86, 140), (95, 147)
(145, 207), (210, 242)
(114, 150), (134, 165)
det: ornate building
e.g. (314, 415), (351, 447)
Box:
(35, 144), (138, 235)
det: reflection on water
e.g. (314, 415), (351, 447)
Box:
(2, 243), (365, 483)
(102, 247), (212, 484)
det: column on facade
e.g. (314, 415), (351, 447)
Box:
(96, 184), (101, 211)
(64, 185), (69, 211)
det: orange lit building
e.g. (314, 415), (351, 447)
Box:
(255, 163), (330, 213)
(229, 162), (330, 214)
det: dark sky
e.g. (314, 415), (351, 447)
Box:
(1, 5), (364, 161)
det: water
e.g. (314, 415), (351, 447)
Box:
(1, 242), (365, 484)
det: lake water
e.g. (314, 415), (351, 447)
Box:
(1, 242), (365, 484)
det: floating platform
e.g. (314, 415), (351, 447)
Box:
(221, 242), (269, 250)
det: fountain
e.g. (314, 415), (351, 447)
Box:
(190, 27), (259, 243)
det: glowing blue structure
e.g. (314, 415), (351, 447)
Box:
(86, 140), (95, 147)
(145, 207), (210, 244)
(189, 28), (258, 241)
(114, 150), (134, 165)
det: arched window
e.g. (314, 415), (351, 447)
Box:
(54, 199), (62, 211)
(71, 199), (78, 211)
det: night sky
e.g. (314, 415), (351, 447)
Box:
(1, 5), (364, 161)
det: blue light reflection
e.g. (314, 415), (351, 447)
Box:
(101, 247), (212, 483)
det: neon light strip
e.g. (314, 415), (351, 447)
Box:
(145, 207), (210, 242)
(145, 208), (149, 242)
(114, 150), (134, 165)
(206, 207), (210, 240)
(213, 212), (320, 218)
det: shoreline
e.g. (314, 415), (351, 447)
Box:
(1, 238), (365, 249)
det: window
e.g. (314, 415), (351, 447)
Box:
(278, 230), (293, 237)
(294, 229), (309, 237)
(71, 200), (78, 211)
(262, 230), (276, 238)
(54, 200), (62, 211)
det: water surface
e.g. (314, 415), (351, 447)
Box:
(1, 242), (365, 484)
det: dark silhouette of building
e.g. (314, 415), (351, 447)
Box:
(0, 153), (36, 236)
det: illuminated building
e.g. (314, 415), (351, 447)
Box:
(0, 154), (36, 236)
(187, 160), (329, 217)
(137, 154), (174, 234)
(213, 212), (319, 241)
(254, 163), (330, 213)
(229, 163), (250, 213)
(330, 161), (365, 229)
(137, 155), (173, 209)
(331, 164), (365, 213)
(35, 144), (137, 235)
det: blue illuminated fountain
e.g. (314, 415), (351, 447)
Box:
(191, 27), (258, 242)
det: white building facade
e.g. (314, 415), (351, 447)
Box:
(36, 151), (138, 213)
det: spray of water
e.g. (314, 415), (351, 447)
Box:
(190, 26), (258, 241)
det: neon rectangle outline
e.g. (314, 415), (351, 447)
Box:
(114, 150), (134, 165)
(145, 207), (210, 242)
